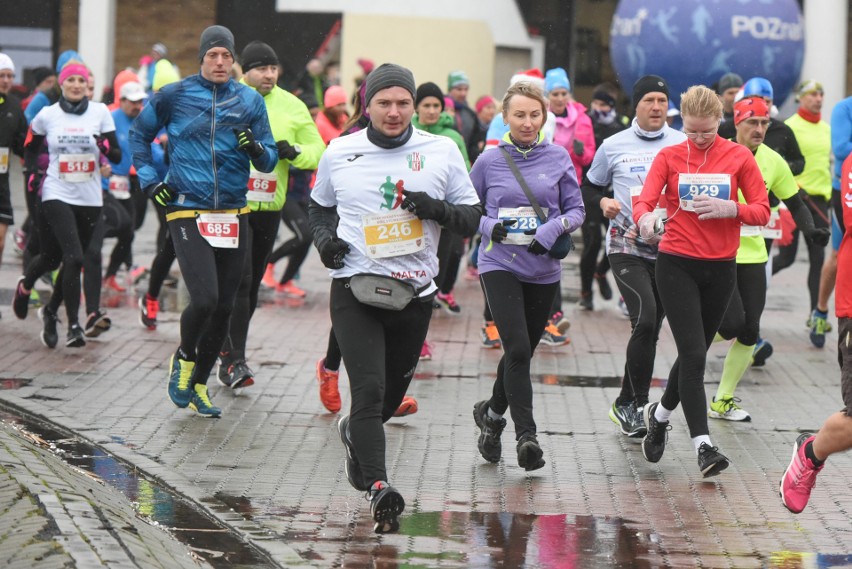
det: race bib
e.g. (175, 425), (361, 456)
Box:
(762, 210), (782, 239)
(246, 170), (277, 202)
(196, 213), (239, 248)
(108, 175), (131, 200)
(498, 206), (547, 245)
(0, 147), (8, 174)
(59, 153), (96, 183)
(630, 185), (667, 219)
(740, 224), (763, 237)
(677, 173), (731, 212)
(362, 209), (425, 259)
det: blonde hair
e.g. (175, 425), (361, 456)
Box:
(679, 85), (723, 119)
(502, 82), (548, 119)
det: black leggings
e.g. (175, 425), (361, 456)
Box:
(147, 203), (176, 299)
(480, 270), (559, 439)
(833, 190), (846, 234)
(222, 210), (280, 361)
(330, 278), (432, 486)
(580, 185), (608, 295)
(24, 200), (101, 326)
(609, 253), (664, 407)
(325, 329), (342, 371)
(268, 198), (311, 284)
(772, 193), (830, 309)
(717, 263), (767, 346)
(170, 215), (248, 386)
(435, 229), (464, 294)
(104, 194), (135, 277)
(656, 253), (736, 438)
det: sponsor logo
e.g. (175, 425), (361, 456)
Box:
(390, 270), (427, 279)
(611, 8), (648, 37)
(731, 15), (803, 41)
(630, 166), (645, 173)
(406, 152), (425, 171)
(347, 154), (364, 162)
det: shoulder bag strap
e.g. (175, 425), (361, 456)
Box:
(499, 146), (547, 223)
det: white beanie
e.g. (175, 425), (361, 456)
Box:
(0, 53), (14, 74)
(509, 68), (545, 91)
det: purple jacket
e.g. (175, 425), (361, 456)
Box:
(471, 136), (585, 284)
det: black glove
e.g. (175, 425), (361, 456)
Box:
(491, 218), (517, 243)
(276, 140), (300, 161)
(804, 227), (831, 247)
(572, 139), (584, 156)
(524, 228), (548, 255)
(28, 171), (44, 193)
(401, 189), (445, 221)
(93, 134), (110, 155)
(234, 128), (264, 159)
(319, 237), (350, 269)
(147, 182), (174, 207)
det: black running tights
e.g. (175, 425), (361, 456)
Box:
(717, 262), (767, 346)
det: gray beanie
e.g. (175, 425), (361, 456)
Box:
(365, 63), (416, 105)
(199, 25), (235, 62)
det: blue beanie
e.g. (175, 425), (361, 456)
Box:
(56, 50), (83, 73)
(544, 67), (570, 94)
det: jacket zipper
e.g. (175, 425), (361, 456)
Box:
(211, 84), (218, 209)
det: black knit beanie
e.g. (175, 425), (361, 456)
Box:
(632, 75), (669, 109)
(365, 63), (416, 105)
(415, 82), (445, 110)
(241, 41), (278, 73)
(198, 25), (235, 62)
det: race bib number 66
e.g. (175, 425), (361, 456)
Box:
(677, 173), (731, 212)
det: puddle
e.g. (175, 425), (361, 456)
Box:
(0, 405), (277, 569)
(531, 374), (668, 389)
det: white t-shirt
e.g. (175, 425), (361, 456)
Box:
(32, 102), (116, 207)
(312, 128), (479, 294)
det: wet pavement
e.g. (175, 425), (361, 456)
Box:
(2, 162), (852, 567)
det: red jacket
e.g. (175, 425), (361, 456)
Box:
(836, 154), (852, 318)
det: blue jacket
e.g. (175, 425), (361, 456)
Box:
(130, 74), (277, 210)
(832, 96), (852, 191)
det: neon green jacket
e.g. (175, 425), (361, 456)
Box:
(785, 113), (831, 200)
(413, 113), (471, 171)
(240, 80), (325, 211)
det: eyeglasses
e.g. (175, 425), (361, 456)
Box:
(684, 129), (718, 140)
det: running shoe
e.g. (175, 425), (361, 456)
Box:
(316, 357), (341, 413)
(752, 338), (773, 367)
(618, 297), (630, 318)
(697, 442), (730, 478)
(167, 353), (195, 408)
(261, 263), (278, 288)
(369, 481), (405, 534)
(338, 415), (368, 491)
(393, 396), (418, 417)
(805, 314), (832, 332)
(595, 273), (613, 300)
(139, 294), (159, 330)
(708, 397), (751, 422)
(540, 323), (570, 346)
(516, 433), (546, 471)
(473, 400), (506, 463)
(578, 292), (593, 311)
(780, 433), (823, 514)
(29, 289), (42, 309)
(189, 384), (222, 418)
(84, 309), (112, 338)
(809, 309), (828, 349)
(277, 280), (306, 298)
(12, 228), (26, 256)
(103, 274), (126, 293)
(129, 266), (150, 285)
(419, 341), (432, 361)
(38, 306), (59, 349)
(464, 265), (479, 281)
(434, 291), (461, 314)
(217, 359), (255, 390)
(12, 276), (31, 320)
(609, 401), (646, 437)
(550, 311), (571, 334)
(65, 324), (86, 348)
(481, 322), (501, 349)
(642, 402), (670, 463)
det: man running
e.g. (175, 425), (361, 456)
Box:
(0, 53), (27, 272)
(130, 25), (277, 417)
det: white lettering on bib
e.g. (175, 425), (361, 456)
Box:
(196, 213), (239, 248)
(498, 206), (547, 245)
(362, 209), (425, 259)
(0, 147), (9, 174)
(677, 173), (731, 212)
(108, 175), (131, 200)
(246, 171), (277, 202)
(59, 153), (96, 183)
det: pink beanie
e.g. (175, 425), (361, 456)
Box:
(443, 96), (455, 111)
(59, 63), (90, 84)
(476, 95), (496, 114)
(323, 85), (347, 108)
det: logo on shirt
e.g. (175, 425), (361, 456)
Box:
(406, 152), (425, 172)
(630, 166), (645, 173)
(379, 176), (406, 210)
(347, 154), (364, 162)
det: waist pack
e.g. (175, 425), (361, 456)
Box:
(347, 274), (428, 311)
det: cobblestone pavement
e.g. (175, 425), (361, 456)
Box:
(1, 163), (852, 567)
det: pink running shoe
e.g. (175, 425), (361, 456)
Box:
(780, 433), (824, 514)
(419, 341), (432, 361)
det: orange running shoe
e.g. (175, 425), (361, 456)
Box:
(393, 396), (418, 417)
(481, 321), (501, 349)
(316, 357), (341, 413)
(261, 263), (277, 289)
(278, 280), (306, 298)
(103, 274), (126, 292)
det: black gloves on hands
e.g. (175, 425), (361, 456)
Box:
(523, 228), (548, 255)
(491, 224), (509, 243)
(276, 140), (301, 161)
(805, 227), (831, 247)
(401, 190), (445, 221)
(319, 238), (350, 269)
(147, 182), (174, 207)
(234, 128), (264, 159)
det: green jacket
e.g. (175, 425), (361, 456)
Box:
(412, 112), (471, 171)
(240, 80), (325, 211)
(785, 113), (831, 199)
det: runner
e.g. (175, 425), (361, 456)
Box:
(634, 85), (769, 477)
(471, 81), (584, 472)
(130, 25), (278, 417)
(309, 63), (481, 532)
(0, 53), (28, 273)
(584, 75), (686, 438)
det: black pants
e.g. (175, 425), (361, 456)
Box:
(268, 198), (311, 284)
(435, 229), (464, 294)
(330, 278), (432, 486)
(609, 253), (665, 407)
(170, 215), (248, 385)
(480, 270), (559, 439)
(717, 263), (767, 346)
(772, 192), (830, 310)
(580, 185), (608, 295)
(147, 203), (176, 299)
(222, 210), (280, 362)
(833, 190), (846, 234)
(81, 205), (107, 315)
(24, 200), (101, 326)
(325, 328), (342, 371)
(104, 194), (135, 276)
(656, 253), (736, 438)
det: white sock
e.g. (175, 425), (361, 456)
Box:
(692, 435), (712, 453)
(654, 403), (673, 423)
(487, 408), (502, 421)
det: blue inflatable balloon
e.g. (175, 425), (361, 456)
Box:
(610, 0), (804, 107)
